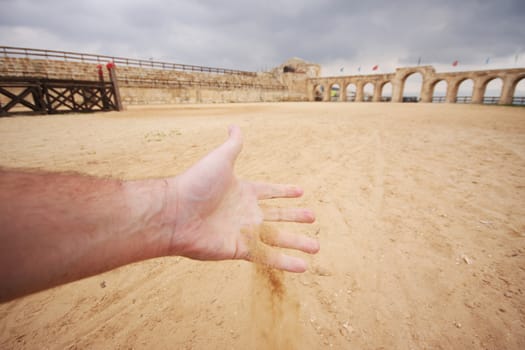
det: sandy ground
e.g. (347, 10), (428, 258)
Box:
(0, 102), (524, 349)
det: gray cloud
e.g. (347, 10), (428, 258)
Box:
(0, 0), (524, 72)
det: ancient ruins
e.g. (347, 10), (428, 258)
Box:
(1, 46), (524, 115)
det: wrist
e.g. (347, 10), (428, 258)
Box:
(123, 178), (174, 260)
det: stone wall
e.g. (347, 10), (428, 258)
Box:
(3, 56), (523, 106)
(0, 57), (314, 105)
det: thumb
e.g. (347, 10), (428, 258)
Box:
(225, 125), (243, 163)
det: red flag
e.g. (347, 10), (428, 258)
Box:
(452, 60), (459, 67)
(372, 65), (379, 71)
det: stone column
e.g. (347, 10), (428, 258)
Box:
(420, 80), (433, 102)
(323, 83), (330, 102)
(340, 82), (347, 102)
(499, 76), (515, 105)
(373, 83), (382, 102)
(355, 82), (364, 102)
(471, 78), (484, 104)
(310, 83), (318, 101)
(446, 79), (458, 103)
(391, 78), (403, 102)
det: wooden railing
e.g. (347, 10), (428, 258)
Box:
(512, 96), (525, 105)
(1, 46), (256, 77)
(0, 77), (119, 116)
(455, 96), (472, 103)
(402, 96), (419, 102)
(483, 96), (499, 104)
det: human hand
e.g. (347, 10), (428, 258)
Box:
(163, 126), (319, 272)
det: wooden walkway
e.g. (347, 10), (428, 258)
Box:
(0, 77), (119, 116)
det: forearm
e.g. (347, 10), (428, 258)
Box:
(0, 127), (319, 301)
(0, 169), (170, 302)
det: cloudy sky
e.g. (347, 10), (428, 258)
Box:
(1, 0), (524, 78)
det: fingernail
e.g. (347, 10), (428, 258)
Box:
(292, 259), (308, 273)
(289, 187), (303, 197)
(303, 238), (320, 254)
(306, 210), (316, 222)
(311, 239), (320, 253)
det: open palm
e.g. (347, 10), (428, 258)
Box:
(165, 126), (319, 272)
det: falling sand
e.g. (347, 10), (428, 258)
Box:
(244, 224), (301, 350)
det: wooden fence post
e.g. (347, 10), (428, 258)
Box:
(106, 62), (123, 111)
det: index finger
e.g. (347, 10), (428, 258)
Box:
(251, 182), (304, 200)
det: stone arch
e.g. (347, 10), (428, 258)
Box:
(431, 79), (447, 103)
(380, 81), (392, 102)
(392, 67), (431, 102)
(330, 83), (341, 101)
(398, 67), (430, 82)
(363, 82), (374, 102)
(313, 84), (325, 101)
(346, 83), (357, 102)
(455, 78), (474, 103)
(402, 72), (423, 102)
(482, 77), (503, 104)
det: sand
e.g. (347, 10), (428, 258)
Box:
(0, 102), (524, 349)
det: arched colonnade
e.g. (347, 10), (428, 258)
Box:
(309, 66), (525, 104)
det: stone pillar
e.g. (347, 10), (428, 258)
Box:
(446, 79), (458, 103)
(391, 78), (403, 102)
(499, 77), (515, 105)
(310, 84), (318, 101)
(355, 82), (364, 102)
(471, 78), (484, 104)
(340, 82), (347, 102)
(420, 80), (433, 102)
(323, 83), (330, 102)
(373, 83), (382, 102)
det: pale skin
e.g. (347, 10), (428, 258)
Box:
(0, 126), (319, 302)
